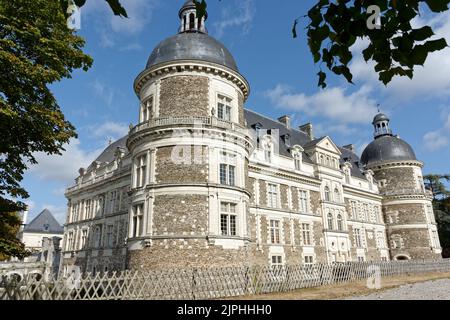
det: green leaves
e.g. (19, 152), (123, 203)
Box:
(0, 0), (92, 214)
(425, 0), (450, 12)
(105, 0), (128, 18)
(303, 0), (450, 88)
(194, 0), (208, 20)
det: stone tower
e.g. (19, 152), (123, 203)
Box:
(126, 1), (253, 269)
(361, 114), (442, 260)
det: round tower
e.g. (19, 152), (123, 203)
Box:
(126, 1), (253, 269)
(361, 114), (442, 260)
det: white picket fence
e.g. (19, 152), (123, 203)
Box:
(1, 259), (450, 300)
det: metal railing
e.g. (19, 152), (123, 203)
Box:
(1, 259), (450, 300)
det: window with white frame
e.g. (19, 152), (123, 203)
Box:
(292, 149), (302, 171)
(219, 151), (236, 186)
(267, 183), (278, 208)
(354, 228), (363, 248)
(220, 202), (237, 236)
(301, 223), (312, 245)
(269, 220), (281, 244)
(363, 203), (369, 221)
(337, 214), (344, 231)
(67, 231), (74, 251)
(106, 225), (114, 248)
(85, 199), (92, 220)
(132, 204), (144, 238)
(271, 255), (283, 267)
(304, 256), (314, 265)
(324, 186), (331, 202)
(376, 231), (385, 249)
(327, 213), (334, 230)
(141, 96), (153, 123)
(135, 155), (147, 188)
(350, 201), (358, 220)
(217, 94), (232, 121)
(81, 229), (88, 249)
(298, 190), (308, 213)
(334, 188), (341, 203)
(94, 225), (102, 248)
(109, 191), (118, 215)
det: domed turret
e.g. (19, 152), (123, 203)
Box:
(361, 113), (417, 167)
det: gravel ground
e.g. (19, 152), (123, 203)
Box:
(345, 279), (450, 300)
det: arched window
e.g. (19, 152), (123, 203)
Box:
(327, 213), (334, 230)
(334, 188), (340, 203)
(326, 156), (330, 167)
(337, 214), (343, 231)
(189, 13), (195, 30)
(324, 186), (331, 201)
(320, 154), (324, 165)
(183, 15), (187, 31)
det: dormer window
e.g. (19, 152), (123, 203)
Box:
(217, 94), (232, 121)
(291, 145), (304, 171)
(282, 134), (291, 147)
(262, 136), (274, 163)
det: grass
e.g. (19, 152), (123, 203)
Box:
(224, 272), (450, 300)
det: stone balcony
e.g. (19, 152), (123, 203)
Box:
(129, 116), (247, 136)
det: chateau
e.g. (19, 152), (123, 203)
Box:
(61, 1), (441, 274)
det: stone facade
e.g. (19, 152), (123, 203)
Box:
(159, 75), (210, 117)
(60, 3), (441, 274)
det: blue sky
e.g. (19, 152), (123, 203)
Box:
(22, 0), (450, 223)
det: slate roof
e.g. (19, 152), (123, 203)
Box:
(23, 209), (63, 234)
(90, 109), (368, 180)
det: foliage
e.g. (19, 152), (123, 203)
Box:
(60, 0), (128, 17)
(425, 175), (450, 251)
(0, 0), (93, 213)
(0, 212), (30, 261)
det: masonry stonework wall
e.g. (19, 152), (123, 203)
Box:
(155, 146), (208, 184)
(310, 191), (321, 216)
(387, 228), (440, 260)
(384, 203), (427, 225)
(159, 76), (209, 117)
(152, 194), (209, 237)
(373, 167), (417, 193)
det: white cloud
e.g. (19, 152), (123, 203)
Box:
(91, 79), (114, 107)
(28, 139), (103, 185)
(423, 109), (450, 151)
(83, 0), (158, 35)
(265, 84), (378, 124)
(423, 131), (449, 151)
(213, 0), (255, 38)
(90, 121), (129, 141)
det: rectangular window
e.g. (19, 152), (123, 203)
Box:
(271, 255), (283, 267)
(81, 229), (88, 249)
(219, 152), (236, 186)
(220, 202), (237, 236)
(427, 205), (435, 224)
(304, 256), (314, 265)
(141, 96), (153, 122)
(85, 199), (92, 220)
(354, 228), (362, 248)
(94, 226), (102, 248)
(217, 95), (232, 121)
(67, 231), (74, 251)
(363, 204), (369, 221)
(350, 201), (358, 220)
(135, 155), (147, 188)
(301, 223), (312, 246)
(106, 225), (114, 248)
(269, 219), (281, 244)
(298, 190), (308, 213)
(268, 183), (278, 208)
(132, 204), (144, 238)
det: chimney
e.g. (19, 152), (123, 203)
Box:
(278, 115), (291, 129)
(343, 144), (355, 153)
(299, 123), (314, 140)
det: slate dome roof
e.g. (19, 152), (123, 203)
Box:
(146, 32), (239, 72)
(361, 135), (417, 167)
